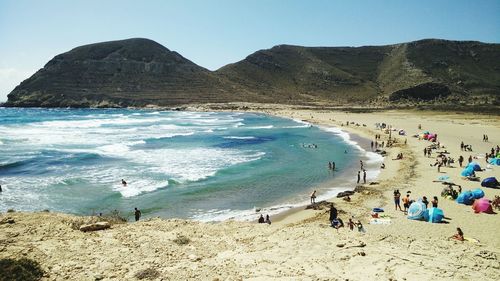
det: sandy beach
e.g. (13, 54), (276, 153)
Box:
(1, 106), (499, 281)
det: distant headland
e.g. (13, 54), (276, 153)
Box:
(4, 38), (500, 108)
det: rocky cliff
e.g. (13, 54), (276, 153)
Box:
(5, 38), (500, 107)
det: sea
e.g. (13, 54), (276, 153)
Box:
(0, 108), (382, 221)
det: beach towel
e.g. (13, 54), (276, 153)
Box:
(369, 218), (391, 225)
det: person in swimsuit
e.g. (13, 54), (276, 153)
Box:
(310, 190), (317, 204)
(431, 196), (438, 208)
(450, 227), (464, 241)
(402, 194), (410, 213)
(394, 190), (402, 211)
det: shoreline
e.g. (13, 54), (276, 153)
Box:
(2, 105), (499, 280)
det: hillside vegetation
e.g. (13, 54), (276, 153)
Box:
(5, 38), (500, 108)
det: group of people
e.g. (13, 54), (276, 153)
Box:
(460, 142), (473, 152)
(393, 189), (439, 214)
(329, 205), (364, 232)
(258, 214), (272, 224)
(328, 161), (336, 170)
(357, 170), (367, 184)
(482, 135), (489, 142)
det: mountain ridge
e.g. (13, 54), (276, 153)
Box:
(5, 38), (500, 108)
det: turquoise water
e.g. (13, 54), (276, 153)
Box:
(0, 108), (380, 221)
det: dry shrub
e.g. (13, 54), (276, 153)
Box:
(0, 258), (44, 281)
(173, 235), (190, 245)
(134, 268), (160, 280)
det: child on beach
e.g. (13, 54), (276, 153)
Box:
(450, 227), (464, 241)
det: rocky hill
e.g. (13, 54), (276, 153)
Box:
(5, 38), (500, 107)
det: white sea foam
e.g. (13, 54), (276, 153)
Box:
(113, 179), (169, 197)
(247, 125), (274, 129)
(124, 148), (266, 182)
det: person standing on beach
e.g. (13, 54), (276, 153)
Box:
(134, 207), (141, 221)
(458, 155), (464, 167)
(394, 190), (402, 211)
(402, 194), (410, 213)
(363, 170), (367, 184)
(360, 160), (364, 170)
(357, 171), (361, 184)
(310, 190), (317, 204)
(468, 155), (473, 164)
(265, 214), (271, 225)
(258, 214), (264, 223)
(422, 196), (429, 208)
(371, 141), (374, 150)
(329, 205), (338, 222)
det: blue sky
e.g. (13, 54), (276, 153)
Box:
(1, 0), (499, 101)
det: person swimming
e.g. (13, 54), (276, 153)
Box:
(121, 179), (127, 186)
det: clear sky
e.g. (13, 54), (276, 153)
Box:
(1, 0), (499, 101)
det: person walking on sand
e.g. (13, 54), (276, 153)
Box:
(310, 190), (317, 204)
(363, 170), (367, 184)
(134, 207), (141, 222)
(357, 171), (361, 184)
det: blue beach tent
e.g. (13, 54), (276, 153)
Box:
(423, 207), (444, 223)
(470, 188), (485, 199)
(489, 158), (500, 166)
(467, 162), (482, 171)
(456, 191), (475, 205)
(461, 167), (475, 177)
(407, 201), (426, 220)
(481, 177), (499, 188)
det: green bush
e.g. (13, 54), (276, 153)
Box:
(0, 258), (44, 281)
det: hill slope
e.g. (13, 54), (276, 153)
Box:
(5, 38), (500, 107)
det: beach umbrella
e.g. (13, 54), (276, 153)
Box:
(472, 198), (493, 213)
(456, 191), (475, 205)
(460, 167), (475, 177)
(423, 207), (444, 223)
(467, 162), (482, 171)
(407, 201), (426, 220)
(481, 177), (499, 188)
(470, 188), (485, 199)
